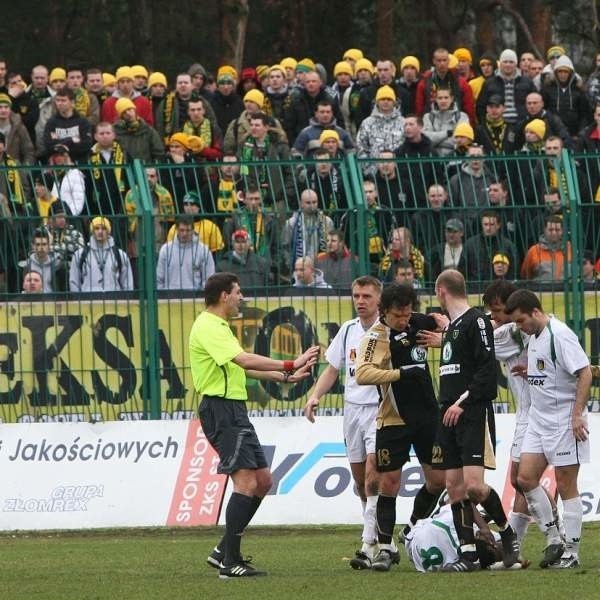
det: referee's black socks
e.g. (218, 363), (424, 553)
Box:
(223, 492), (254, 566)
(216, 495), (264, 555)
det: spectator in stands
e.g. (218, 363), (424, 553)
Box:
(315, 229), (355, 289)
(86, 122), (129, 245)
(582, 251), (598, 285)
(66, 66), (100, 126)
(46, 201), (84, 290)
(468, 52), (496, 102)
(519, 52), (535, 78)
(521, 214), (571, 282)
(411, 183), (452, 249)
(30, 65), (55, 152)
(474, 94), (518, 155)
(397, 55), (421, 115)
(542, 55), (592, 138)
(292, 255), (331, 289)
(156, 216), (215, 291)
(180, 98), (223, 161)
(86, 67), (108, 108)
(428, 217), (467, 279)
(7, 71), (39, 144)
(464, 210), (518, 281)
(395, 115), (437, 207)
(294, 99), (353, 159)
(374, 150), (406, 214)
(23, 227), (61, 292)
(22, 270), (43, 294)
(529, 58), (544, 83)
(188, 63), (211, 100)
(531, 136), (567, 202)
(422, 87), (469, 156)
(42, 87), (93, 162)
(393, 259), (420, 288)
(308, 148), (348, 218)
(492, 253), (511, 279)
(514, 92), (571, 149)
(223, 185), (277, 271)
(69, 216), (133, 292)
(101, 66), (154, 125)
(585, 52), (600, 106)
(238, 111), (292, 207)
(147, 71), (168, 126)
(125, 167), (175, 260)
(131, 65), (148, 93)
(47, 144), (86, 216)
(210, 66), (245, 135)
(415, 48), (475, 122)
(166, 191), (224, 256)
(347, 58), (374, 137)
(331, 61), (353, 132)
(262, 65), (289, 123)
(48, 67), (67, 92)
(159, 132), (201, 210)
(448, 144), (494, 232)
(113, 98), (164, 162)
(224, 89), (286, 155)
(284, 69), (344, 144)
(357, 85), (405, 160)
(477, 49), (535, 124)
(378, 226), (425, 284)
(0, 93), (34, 165)
(200, 153), (244, 226)
(283, 188), (333, 274)
(521, 118), (546, 152)
(217, 228), (270, 288)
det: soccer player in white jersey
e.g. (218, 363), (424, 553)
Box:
(505, 289), (592, 569)
(304, 275), (388, 569)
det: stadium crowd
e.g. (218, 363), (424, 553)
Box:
(0, 45), (599, 294)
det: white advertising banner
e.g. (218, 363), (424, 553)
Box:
(1, 415), (599, 531)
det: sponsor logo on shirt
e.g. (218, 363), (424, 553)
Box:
(528, 374), (547, 386)
(440, 363), (461, 375)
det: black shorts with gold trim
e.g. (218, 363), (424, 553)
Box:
(432, 400), (496, 470)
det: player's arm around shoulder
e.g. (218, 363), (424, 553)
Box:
(355, 322), (401, 385)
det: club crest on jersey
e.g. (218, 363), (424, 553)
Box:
(349, 348), (356, 361)
(442, 342), (452, 362)
(411, 346), (427, 362)
(477, 317), (486, 330)
(537, 359), (545, 371)
(452, 330), (459, 339)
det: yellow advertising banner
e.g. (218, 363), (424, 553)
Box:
(0, 292), (598, 423)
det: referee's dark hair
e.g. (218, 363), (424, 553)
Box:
(482, 279), (518, 307)
(380, 282), (417, 312)
(504, 289), (542, 316)
(204, 272), (239, 307)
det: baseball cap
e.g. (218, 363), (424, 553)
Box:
(445, 218), (464, 232)
(232, 229), (249, 241)
(182, 191), (201, 205)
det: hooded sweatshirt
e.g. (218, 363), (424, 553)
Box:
(521, 233), (572, 281)
(356, 106), (405, 158)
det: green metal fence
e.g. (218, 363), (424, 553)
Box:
(0, 151), (598, 423)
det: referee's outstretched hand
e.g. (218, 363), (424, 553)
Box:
(294, 345), (321, 370)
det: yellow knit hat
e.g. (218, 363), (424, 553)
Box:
(90, 216), (111, 234)
(243, 89), (265, 109)
(115, 66), (134, 81)
(525, 119), (546, 140)
(169, 132), (190, 148)
(102, 72), (117, 87)
(354, 58), (374, 75)
(148, 72), (167, 88)
(453, 122), (474, 141)
(49, 67), (66, 83)
(319, 129), (340, 144)
(493, 253), (510, 265)
(131, 65), (149, 79)
(343, 49), (363, 62)
(375, 85), (396, 102)
(333, 61), (353, 77)
(280, 57), (298, 71)
(115, 97), (136, 116)
(296, 58), (316, 73)
(453, 48), (473, 64)
(400, 56), (420, 72)
(256, 65), (270, 80)
(448, 54), (459, 69)
(217, 65), (238, 80)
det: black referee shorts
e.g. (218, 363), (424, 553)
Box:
(199, 395), (268, 475)
(432, 400), (497, 471)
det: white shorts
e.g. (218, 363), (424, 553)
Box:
(510, 420), (528, 462)
(521, 424), (590, 466)
(343, 402), (377, 463)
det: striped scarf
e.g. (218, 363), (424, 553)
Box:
(182, 119), (212, 148)
(237, 210), (266, 256)
(73, 88), (91, 117)
(2, 155), (25, 205)
(90, 142), (126, 191)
